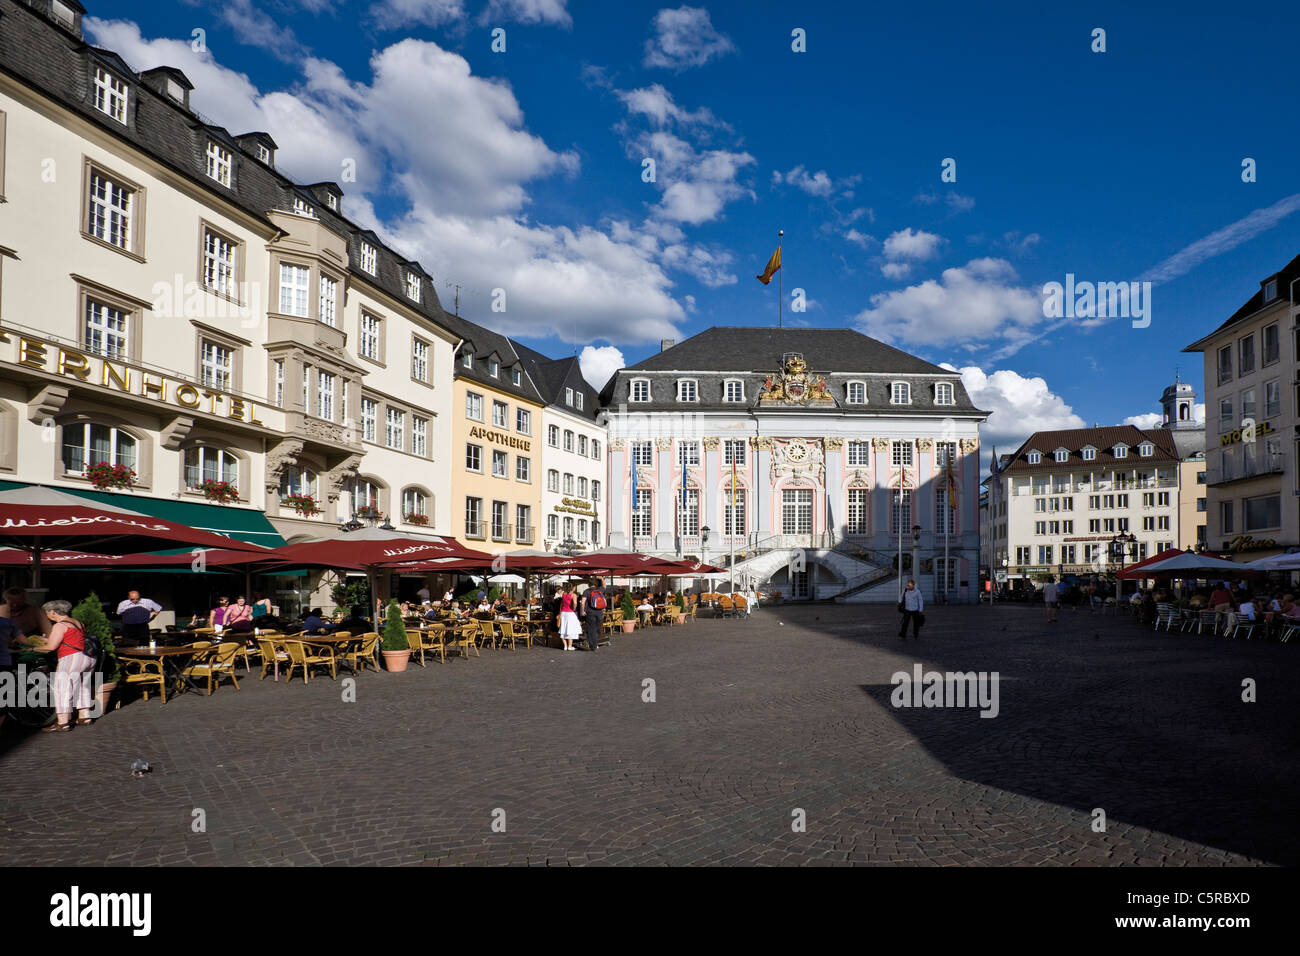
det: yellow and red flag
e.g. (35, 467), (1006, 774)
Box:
(756, 246), (782, 285)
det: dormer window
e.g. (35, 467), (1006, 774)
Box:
(461, 351), (473, 369)
(405, 272), (421, 303)
(257, 143), (271, 163)
(165, 77), (185, 102)
(935, 382), (955, 406)
(1264, 279), (1278, 301)
(677, 379), (698, 402)
(575, 392), (584, 411)
(1138, 442), (1154, 457)
(360, 242), (377, 276)
(890, 382), (911, 405)
(93, 66), (129, 124)
(1082, 446), (1097, 461)
(488, 359), (499, 377)
(1026, 450), (1042, 465)
(723, 379), (745, 403)
(846, 381), (866, 404)
(1054, 447), (1069, 463)
(1113, 444), (1129, 459)
(565, 387), (574, 406)
(293, 196), (314, 217)
(325, 193), (338, 211)
(205, 142), (232, 187)
(52, 0), (78, 30)
(511, 368), (521, 386)
(630, 378), (650, 403)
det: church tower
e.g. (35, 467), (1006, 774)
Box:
(1160, 379), (1197, 430)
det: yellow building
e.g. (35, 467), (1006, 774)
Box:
(444, 316), (544, 554)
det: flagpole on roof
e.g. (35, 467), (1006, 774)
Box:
(778, 229), (784, 329)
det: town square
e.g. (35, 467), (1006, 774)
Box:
(0, 0), (1296, 925)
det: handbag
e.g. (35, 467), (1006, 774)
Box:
(897, 600), (905, 613)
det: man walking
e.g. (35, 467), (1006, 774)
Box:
(117, 590), (161, 643)
(1043, 576), (1059, 623)
(898, 579), (924, 639)
(580, 577), (607, 652)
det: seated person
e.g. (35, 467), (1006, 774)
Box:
(329, 605), (371, 634)
(300, 608), (328, 634)
(1209, 583), (1234, 610)
(1237, 599), (1257, 621)
(493, 595), (510, 615)
(399, 601), (413, 617)
(1283, 596), (1300, 619)
(1269, 595), (1284, 612)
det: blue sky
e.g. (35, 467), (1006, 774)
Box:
(85, 0), (1300, 457)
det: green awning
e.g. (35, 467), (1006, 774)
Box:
(0, 480), (285, 547)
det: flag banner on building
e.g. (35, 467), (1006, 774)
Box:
(756, 246), (782, 285)
(731, 456), (737, 533)
(946, 455), (958, 511)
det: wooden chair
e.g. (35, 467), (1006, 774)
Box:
(182, 641), (242, 695)
(282, 639), (338, 684)
(448, 622), (481, 660)
(472, 619), (497, 651)
(122, 657), (167, 703)
(343, 632), (382, 673)
(256, 637), (290, 681)
(497, 620), (528, 650)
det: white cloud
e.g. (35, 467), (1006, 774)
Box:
(915, 191), (975, 213)
(660, 243), (737, 287)
(85, 19), (684, 347)
(371, 0), (466, 30)
(644, 6), (736, 70)
(844, 229), (875, 248)
(942, 365), (1085, 459)
(880, 262), (911, 280)
(773, 165), (833, 198)
(579, 345), (625, 391)
(1124, 403), (1204, 429)
(631, 130), (755, 224)
(882, 227), (944, 261)
(481, 0), (572, 27)
(856, 258), (1043, 348)
(617, 84), (723, 129)
(1140, 193), (1300, 284)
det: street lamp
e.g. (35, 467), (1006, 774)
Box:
(1108, 531), (1138, 602)
(701, 526), (711, 595)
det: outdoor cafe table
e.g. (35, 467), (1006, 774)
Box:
(116, 645), (206, 697)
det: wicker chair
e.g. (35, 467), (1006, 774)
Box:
(181, 641), (241, 695)
(282, 639), (338, 683)
(122, 657), (167, 703)
(343, 632), (381, 673)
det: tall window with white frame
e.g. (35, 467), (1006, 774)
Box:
(360, 396), (377, 442)
(723, 439), (746, 467)
(273, 360), (284, 408)
(632, 441), (653, 466)
(412, 338), (428, 382)
(200, 340), (232, 392)
(412, 417), (427, 457)
(83, 298), (128, 359)
(386, 408), (404, 450)
(205, 141), (232, 187)
(360, 313), (380, 360)
(724, 485), (746, 536)
(87, 169), (134, 250)
(184, 446), (237, 490)
(279, 263), (309, 317)
(891, 488), (912, 534)
(202, 229), (237, 298)
(93, 67), (128, 123)
(319, 274), (338, 327)
(63, 423), (136, 476)
(632, 490), (653, 539)
(847, 487), (869, 534)
(316, 370), (334, 421)
(935, 483), (956, 534)
(360, 242), (377, 276)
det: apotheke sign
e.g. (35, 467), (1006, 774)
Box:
(468, 425), (530, 451)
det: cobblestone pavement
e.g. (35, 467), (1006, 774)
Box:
(2, 603), (1295, 866)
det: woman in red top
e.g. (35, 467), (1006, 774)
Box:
(26, 599), (97, 731)
(558, 583), (580, 651)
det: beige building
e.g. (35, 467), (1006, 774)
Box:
(0, 0), (463, 613)
(442, 317), (544, 556)
(1185, 252), (1300, 558)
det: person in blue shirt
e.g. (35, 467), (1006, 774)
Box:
(898, 579), (925, 640)
(301, 608), (326, 634)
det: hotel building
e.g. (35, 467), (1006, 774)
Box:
(987, 385), (1206, 586)
(1184, 252), (1300, 558)
(599, 328), (988, 602)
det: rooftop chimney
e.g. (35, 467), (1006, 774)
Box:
(660, 339), (675, 352)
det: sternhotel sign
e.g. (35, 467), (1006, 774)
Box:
(4, 335), (266, 425)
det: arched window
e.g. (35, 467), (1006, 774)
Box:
(62, 423), (137, 475)
(401, 488), (428, 520)
(183, 446), (238, 490)
(846, 381), (866, 404)
(350, 478), (381, 514)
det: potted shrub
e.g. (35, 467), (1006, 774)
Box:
(73, 592), (118, 716)
(85, 461), (136, 491)
(356, 504), (382, 521)
(380, 599), (411, 672)
(675, 592), (687, 625)
(197, 478), (239, 504)
(404, 512), (429, 526)
(620, 591), (637, 633)
(283, 492), (320, 517)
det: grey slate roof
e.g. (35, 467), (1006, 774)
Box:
(512, 343), (601, 422)
(600, 327), (985, 416)
(1184, 251), (1300, 350)
(437, 313), (544, 405)
(1002, 426), (1183, 473)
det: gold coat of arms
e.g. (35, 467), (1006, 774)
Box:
(757, 353), (836, 407)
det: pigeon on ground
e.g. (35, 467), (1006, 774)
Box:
(130, 759), (151, 777)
